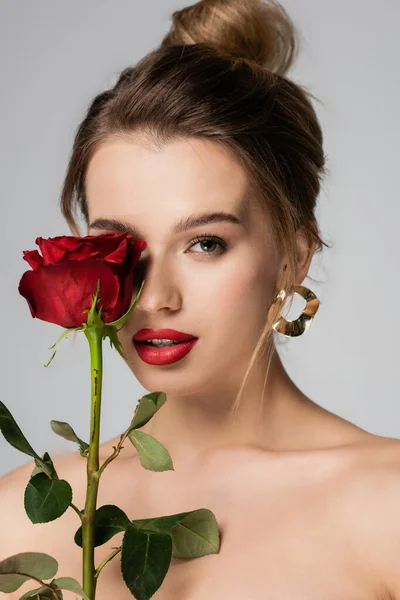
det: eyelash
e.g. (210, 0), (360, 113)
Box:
(186, 234), (228, 256)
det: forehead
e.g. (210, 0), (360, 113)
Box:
(85, 135), (251, 222)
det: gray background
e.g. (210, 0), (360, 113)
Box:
(0, 1), (398, 478)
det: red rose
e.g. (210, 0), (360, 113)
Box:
(18, 232), (147, 328)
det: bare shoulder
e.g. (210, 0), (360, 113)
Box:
(369, 436), (400, 599)
(335, 434), (400, 600)
(0, 451), (88, 599)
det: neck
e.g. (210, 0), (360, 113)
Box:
(129, 348), (313, 468)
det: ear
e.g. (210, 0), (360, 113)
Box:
(275, 229), (316, 286)
(294, 228), (317, 284)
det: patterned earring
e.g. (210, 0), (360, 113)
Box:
(267, 284), (320, 337)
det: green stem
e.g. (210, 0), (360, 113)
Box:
(97, 431), (129, 477)
(22, 575), (60, 600)
(70, 502), (84, 521)
(94, 546), (121, 580)
(82, 326), (104, 600)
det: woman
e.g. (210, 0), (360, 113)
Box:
(1, 0), (400, 598)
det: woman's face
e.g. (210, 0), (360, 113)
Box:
(85, 135), (284, 398)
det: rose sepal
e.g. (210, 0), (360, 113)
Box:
(102, 279), (145, 359)
(106, 279), (145, 329)
(44, 279), (105, 368)
(101, 326), (125, 360)
(80, 279), (106, 331)
(44, 328), (79, 368)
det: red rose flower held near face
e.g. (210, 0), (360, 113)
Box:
(18, 232), (147, 329)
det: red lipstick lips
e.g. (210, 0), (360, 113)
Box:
(132, 328), (199, 366)
(133, 328), (197, 342)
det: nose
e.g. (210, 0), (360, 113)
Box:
(132, 255), (181, 314)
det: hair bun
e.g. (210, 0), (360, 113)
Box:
(161, 0), (299, 76)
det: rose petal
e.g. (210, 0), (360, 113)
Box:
(18, 259), (120, 328)
(84, 232), (135, 260)
(22, 249), (43, 270)
(35, 237), (100, 265)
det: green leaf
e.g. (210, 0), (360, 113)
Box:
(50, 577), (90, 600)
(129, 392), (167, 431)
(0, 402), (55, 480)
(49, 421), (89, 457)
(132, 511), (191, 534)
(127, 430), (174, 472)
(24, 473), (72, 524)
(19, 583), (63, 599)
(132, 508), (220, 559)
(121, 523), (172, 600)
(0, 552), (58, 594)
(31, 453), (57, 480)
(0, 401), (42, 461)
(74, 504), (130, 548)
(166, 508), (220, 559)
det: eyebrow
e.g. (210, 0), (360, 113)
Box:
(88, 211), (243, 239)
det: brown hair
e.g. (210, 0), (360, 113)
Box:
(60, 0), (330, 421)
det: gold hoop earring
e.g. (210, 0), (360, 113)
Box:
(268, 284), (320, 337)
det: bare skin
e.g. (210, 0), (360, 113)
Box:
(2, 395), (400, 600)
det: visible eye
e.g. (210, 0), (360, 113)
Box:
(186, 234), (227, 257)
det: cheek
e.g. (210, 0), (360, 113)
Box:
(227, 272), (271, 329)
(193, 255), (275, 338)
